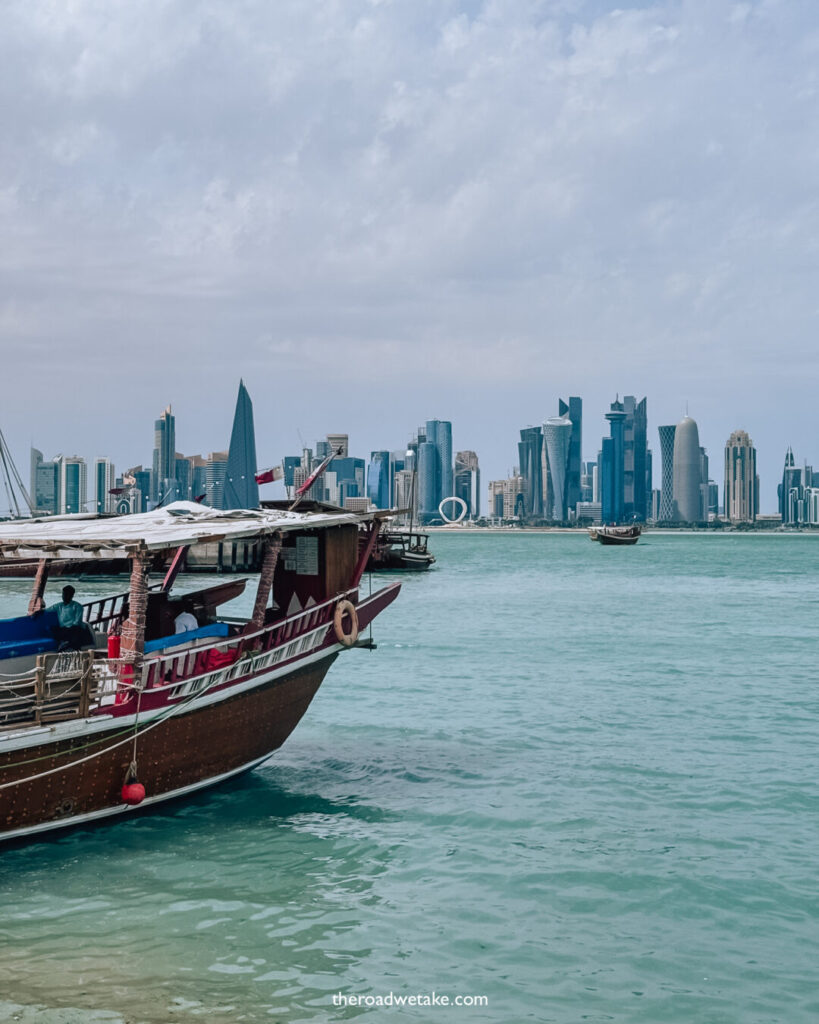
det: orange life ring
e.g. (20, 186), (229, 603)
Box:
(333, 600), (359, 647)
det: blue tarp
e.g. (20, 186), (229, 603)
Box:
(0, 610), (60, 661)
(144, 622), (231, 654)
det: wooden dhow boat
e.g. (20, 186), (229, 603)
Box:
(364, 530), (436, 572)
(0, 502), (399, 843)
(588, 524), (642, 545)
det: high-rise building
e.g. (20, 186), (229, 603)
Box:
(223, 381), (259, 509)
(367, 451), (392, 509)
(699, 447), (710, 521)
(205, 451), (228, 509)
(600, 399), (626, 523)
(518, 427), (543, 520)
(30, 449), (58, 514)
(488, 475), (525, 520)
(658, 425), (676, 521)
(622, 396), (649, 522)
(426, 420), (453, 502)
(57, 456), (87, 514)
(779, 447), (802, 523)
(393, 468), (417, 525)
(417, 442), (440, 523)
(580, 461), (595, 503)
(724, 430), (757, 524)
(94, 458), (116, 514)
(558, 397), (583, 515)
(326, 434), (349, 458)
(543, 416), (572, 520)
(152, 405), (176, 503)
(672, 416), (702, 523)
(455, 451), (480, 519)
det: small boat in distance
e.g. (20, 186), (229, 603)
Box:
(365, 530), (436, 572)
(589, 524), (642, 545)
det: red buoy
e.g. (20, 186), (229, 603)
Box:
(121, 782), (146, 805)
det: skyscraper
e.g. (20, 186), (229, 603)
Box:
(622, 396), (648, 522)
(779, 447), (802, 523)
(417, 442), (440, 523)
(58, 456), (87, 514)
(455, 451), (480, 519)
(94, 458), (115, 514)
(367, 451), (391, 509)
(543, 417), (572, 520)
(223, 381), (259, 509)
(205, 452), (228, 509)
(152, 405), (176, 503)
(600, 399), (626, 523)
(558, 397), (583, 516)
(326, 434), (349, 458)
(657, 425), (676, 521)
(518, 427), (543, 520)
(425, 419), (454, 503)
(30, 449), (58, 514)
(672, 416), (702, 523)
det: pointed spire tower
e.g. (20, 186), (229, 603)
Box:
(223, 380), (260, 509)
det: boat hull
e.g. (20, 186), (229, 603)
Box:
(0, 654), (336, 842)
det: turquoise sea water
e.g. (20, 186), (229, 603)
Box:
(0, 533), (818, 1023)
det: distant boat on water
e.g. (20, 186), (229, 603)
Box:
(589, 524), (642, 545)
(364, 529), (436, 572)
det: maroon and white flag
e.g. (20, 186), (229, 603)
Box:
(294, 447), (342, 498)
(255, 465), (283, 485)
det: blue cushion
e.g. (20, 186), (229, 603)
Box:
(144, 622), (231, 654)
(0, 611), (60, 661)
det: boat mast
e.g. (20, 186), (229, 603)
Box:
(0, 429), (33, 519)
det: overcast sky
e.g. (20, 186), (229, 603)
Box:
(2, 0), (817, 512)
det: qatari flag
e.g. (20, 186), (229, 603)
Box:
(255, 465), (283, 485)
(296, 447), (341, 496)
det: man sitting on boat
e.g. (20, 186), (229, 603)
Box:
(48, 585), (94, 650)
(174, 599), (199, 634)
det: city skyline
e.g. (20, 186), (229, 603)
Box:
(10, 384), (817, 520)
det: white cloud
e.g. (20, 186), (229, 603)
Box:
(0, 0), (817, 502)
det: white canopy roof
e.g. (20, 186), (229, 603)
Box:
(0, 502), (365, 560)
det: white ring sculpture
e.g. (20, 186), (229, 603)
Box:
(438, 496), (467, 523)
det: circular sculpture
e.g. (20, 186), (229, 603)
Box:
(333, 599), (359, 647)
(438, 496), (467, 523)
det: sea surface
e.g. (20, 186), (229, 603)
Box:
(0, 533), (818, 1023)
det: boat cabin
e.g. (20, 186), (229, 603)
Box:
(0, 502), (387, 729)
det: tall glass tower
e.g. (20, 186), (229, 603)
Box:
(425, 420), (453, 503)
(623, 396), (648, 522)
(367, 451), (391, 509)
(558, 397), (583, 516)
(223, 381), (259, 509)
(657, 425), (677, 521)
(417, 442), (440, 523)
(543, 417), (572, 520)
(518, 426), (543, 520)
(152, 405), (175, 504)
(601, 399), (626, 523)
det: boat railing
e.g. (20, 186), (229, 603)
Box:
(0, 587), (359, 728)
(82, 583), (164, 632)
(82, 591), (129, 631)
(136, 586), (358, 696)
(0, 650), (108, 728)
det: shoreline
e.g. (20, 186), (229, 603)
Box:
(422, 525), (818, 536)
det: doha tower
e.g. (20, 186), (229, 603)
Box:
(672, 416), (702, 522)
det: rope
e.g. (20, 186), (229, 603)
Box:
(0, 669), (223, 792)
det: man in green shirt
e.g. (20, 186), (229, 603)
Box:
(47, 585), (92, 650)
